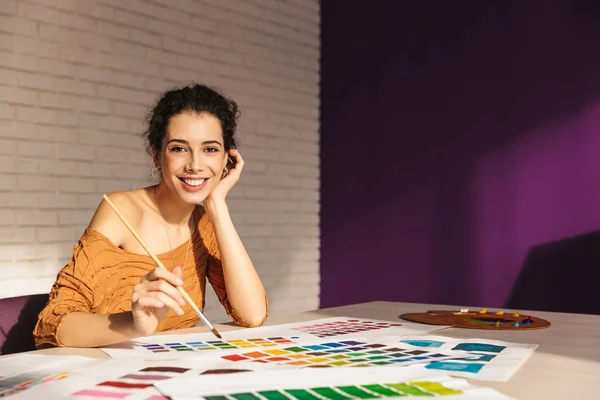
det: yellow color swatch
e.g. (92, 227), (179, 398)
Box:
(264, 349), (291, 356)
(308, 358), (331, 363)
(288, 354), (310, 360)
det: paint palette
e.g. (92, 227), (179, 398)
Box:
(220, 340), (450, 368)
(140, 337), (299, 354)
(201, 380), (463, 400)
(291, 319), (404, 338)
(400, 310), (551, 330)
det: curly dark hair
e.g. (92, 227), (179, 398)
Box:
(144, 83), (240, 159)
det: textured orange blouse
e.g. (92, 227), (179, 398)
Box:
(34, 208), (267, 348)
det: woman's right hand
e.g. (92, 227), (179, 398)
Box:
(130, 266), (186, 336)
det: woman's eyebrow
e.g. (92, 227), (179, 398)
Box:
(167, 138), (189, 145)
(166, 139), (223, 147)
(201, 140), (223, 147)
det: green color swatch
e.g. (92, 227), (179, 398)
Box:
(204, 381), (465, 400)
(331, 355), (350, 360)
(385, 383), (433, 396)
(367, 356), (391, 360)
(257, 391), (289, 400)
(337, 386), (379, 398)
(285, 389), (321, 400)
(347, 352), (367, 357)
(284, 347), (308, 353)
(312, 387), (351, 400)
(231, 393), (262, 400)
(410, 382), (462, 396)
(361, 385), (401, 396)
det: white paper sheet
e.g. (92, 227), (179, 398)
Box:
(151, 334), (533, 382)
(0, 354), (98, 397)
(102, 316), (449, 360)
(154, 365), (515, 400)
(6, 335), (529, 398)
(103, 324), (534, 382)
(10, 358), (277, 400)
(396, 335), (537, 382)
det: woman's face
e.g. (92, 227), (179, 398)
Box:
(156, 112), (228, 204)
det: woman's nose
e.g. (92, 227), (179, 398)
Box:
(186, 153), (205, 172)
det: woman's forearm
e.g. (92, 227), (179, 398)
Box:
(57, 311), (139, 347)
(204, 200), (267, 326)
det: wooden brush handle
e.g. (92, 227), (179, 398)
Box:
(102, 194), (218, 334)
(102, 194), (168, 271)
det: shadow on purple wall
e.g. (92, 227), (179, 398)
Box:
(321, 1), (600, 310)
(506, 230), (600, 315)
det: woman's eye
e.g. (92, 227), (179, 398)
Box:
(204, 147), (219, 153)
(170, 146), (186, 152)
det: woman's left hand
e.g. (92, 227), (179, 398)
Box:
(206, 149), (244, 203)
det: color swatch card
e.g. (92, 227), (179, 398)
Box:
(102, 331), (303, 360)
(398, 336), (538, 382)
(215, 337), (456, 369)
(0, 355), (99, 398)
(154, 365), (514, 400)
(12, 358), (276, 400)
(263, 317), (449, 339)
(102, 317), (447, 360)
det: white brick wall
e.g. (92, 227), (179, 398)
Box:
(0, 0), (321, 322)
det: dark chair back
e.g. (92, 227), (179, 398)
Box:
(0, 294), (49, 355)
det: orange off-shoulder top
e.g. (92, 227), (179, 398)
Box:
(33, 208), (268, 348)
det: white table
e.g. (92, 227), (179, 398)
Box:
(23, 301), (600, 399)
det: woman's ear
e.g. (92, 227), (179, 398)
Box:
(152, 149), (160, 168)
(223, 151), (230, 168)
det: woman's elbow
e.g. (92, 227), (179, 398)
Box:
(243, 307), (268, 327)
(245, 315), (267, 327)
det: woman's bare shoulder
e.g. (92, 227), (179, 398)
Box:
(88, 188), (152, 247)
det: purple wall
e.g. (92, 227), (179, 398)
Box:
(320, 1), (600, 309)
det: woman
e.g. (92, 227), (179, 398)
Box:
(34, 84), (268, 348)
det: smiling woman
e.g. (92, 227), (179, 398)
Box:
(33, 84), (268, 349)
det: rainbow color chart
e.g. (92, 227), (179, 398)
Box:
(140, 337), (299, 354)
(101, 317), (450, 360)
(220, 340), (450, 368)
(290, 319), (404, 338)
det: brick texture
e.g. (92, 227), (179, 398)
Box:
(0, 0), (320, 322)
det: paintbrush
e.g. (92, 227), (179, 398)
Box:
(102, 194), (222, 339)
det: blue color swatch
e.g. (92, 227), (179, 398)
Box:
(400, 340), (444, 348)
(455, 353), (497, 362)
(425, 361), (485, 373)
(452, 343), (506, 353)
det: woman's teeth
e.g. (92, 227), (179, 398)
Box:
(183, 178), (206, 187)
